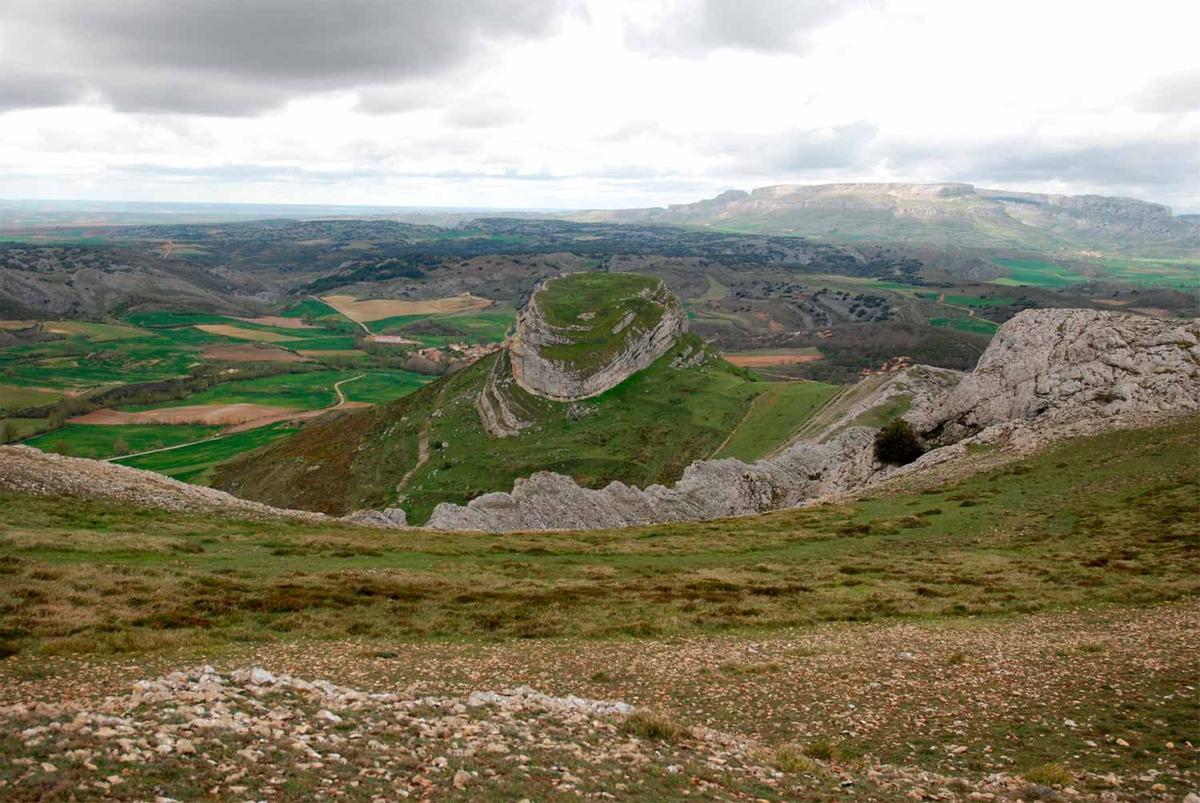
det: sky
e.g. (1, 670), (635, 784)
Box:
(1, 0), (1198, 211)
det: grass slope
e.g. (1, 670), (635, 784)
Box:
(113, 421), (297, 483)
(214, 335), (815, 523)
(0, 416), (1194, 657)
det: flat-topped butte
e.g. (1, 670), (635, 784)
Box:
(508, 273), (687, 401)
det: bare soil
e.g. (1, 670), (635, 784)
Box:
(320, 293), (492, 322)
(193, 324), (298, 342)
(201, 344), (308, 363)
(70, 403), (300, 427)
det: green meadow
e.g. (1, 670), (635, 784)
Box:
(114, 422), (297, 483)
(25, 423), (220, 459)
(991, 258), (1087, 288)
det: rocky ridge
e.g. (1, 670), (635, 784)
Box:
(428, 309), (1198, 532)
(0, 445), (367, 526)
(507, 275), (687, 401)
(908, 308), (1200, 443)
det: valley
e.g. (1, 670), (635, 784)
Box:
(0, 188), (1195, 802)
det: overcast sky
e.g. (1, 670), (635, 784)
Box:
(1, 0), (1197, 211)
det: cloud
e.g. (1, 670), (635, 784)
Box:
(625, 0), (868, 56)
(877, 133), (1200, 202)
(0, 0), (581, 115)
(1130, 70), (1200, 114)
(706, 122), (879, 175)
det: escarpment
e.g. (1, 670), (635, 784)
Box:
(507, 274), (687, 401)
(429, 309), (1200, 532)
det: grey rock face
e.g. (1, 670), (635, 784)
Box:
(344, 507), (408, 527)
(507, 278), (687, 401)
(429, 308), (1199, 532)
(910, 308), (1200, 443)
(427, 365), (953, 532)
(426, 427), (880, 532)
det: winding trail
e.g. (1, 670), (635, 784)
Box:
(394, 383), (448, 496)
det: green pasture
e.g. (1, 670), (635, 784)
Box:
(24, 423), (220, 459)
(928, 316), (1000, 335)
(114, 422), (297, 483)
(991, 258), (1086, 288)
(713, 381), (840, 461)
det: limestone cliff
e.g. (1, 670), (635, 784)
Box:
(909, 308), (1200, 443)
(432, 308), (1198, 532)
(507, 275), (686, 401)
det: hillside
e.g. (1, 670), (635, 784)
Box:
(213, 274), (838, 523)
(573, 183), (1200, 254)
(1, 412), (1196, 799)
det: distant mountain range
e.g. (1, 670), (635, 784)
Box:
(571, 183), (1200, 254)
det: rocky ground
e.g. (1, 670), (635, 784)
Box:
(2, 602), (1196, 801)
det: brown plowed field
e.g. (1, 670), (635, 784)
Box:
(202, 344), (308, 363)
(70, 403), (300, 426)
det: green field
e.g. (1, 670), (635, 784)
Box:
(338, 370), (433, 403)
(991, 258), (1087, 287)
(214, 334), (786, 523)
(0, 383), (64, 412)
(713, 381), (840, 461)
(1093, 256), (1200, 291)
(24, 423), (220, 459)
(114, 422), (298, 483)
(928, 316), (1000, 335)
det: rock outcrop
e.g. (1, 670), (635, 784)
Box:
(910, 308), (1200, 443)
(430, 309), (1198, 532)
(428, 365), (960, 532)
(0, 445), (404, 527)
(507, 276), (686, 401)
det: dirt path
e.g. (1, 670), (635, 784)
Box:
(333, 373), (364, 405)
(394, 383), (446, 495)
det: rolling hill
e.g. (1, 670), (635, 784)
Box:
(573, 183), (1200, 254)
(212, 274), (838, 523)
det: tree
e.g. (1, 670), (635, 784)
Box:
(873, 419), (925, 466)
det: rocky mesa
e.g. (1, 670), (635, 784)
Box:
(428, 309), (1199, 532)
(508, 272), (687, 401)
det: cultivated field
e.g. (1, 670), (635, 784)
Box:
(71, 403), (300, 427)
(194, 323), (299, 342)
(723, 348), (824, 367)
(321, 293), (493, 323)
(201, 343), (308, 362)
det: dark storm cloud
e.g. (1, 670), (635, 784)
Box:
(1, 0), (581, 115)
(627, 0), (871, 56)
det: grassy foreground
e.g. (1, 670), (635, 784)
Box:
(0, 416), (1195, 658)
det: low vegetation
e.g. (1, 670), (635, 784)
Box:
(1, 417), (1194, 657)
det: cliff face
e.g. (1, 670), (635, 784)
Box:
(909, 308), (1200, 443)
(433, 308), (1199, 532)
(506, 276), (687, 401)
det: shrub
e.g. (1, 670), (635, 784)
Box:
(874, 419), (925, 465)
(1023, 762), (1073, 786)
(771, 744), (820, 773)
(803, 738), (837, 761)
(619, 712), (689, 743)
